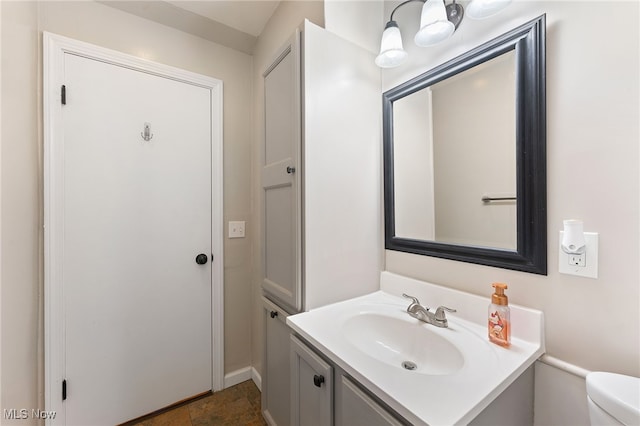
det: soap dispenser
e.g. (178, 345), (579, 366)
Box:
(488, 283), (511, 347)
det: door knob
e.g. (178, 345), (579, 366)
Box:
(270, 311), (278, 319)
(313, 374), (325, 387)
(286, 166), (296, 174)
(195, 254), (208, 265)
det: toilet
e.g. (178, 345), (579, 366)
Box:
(586, 372), (640, 425)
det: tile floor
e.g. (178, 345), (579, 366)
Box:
(130, 380), (267, 426)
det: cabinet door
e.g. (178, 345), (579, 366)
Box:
(291, 336), (333, 426)
(263, 298), (292, 426)
(261, 31), (302, 311)
(337, 376), (404, 426)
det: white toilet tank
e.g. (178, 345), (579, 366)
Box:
(586, 372), (640, 426)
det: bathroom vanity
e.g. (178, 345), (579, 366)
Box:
(287, 272), (545, 425)
(262, 15), (547, 426)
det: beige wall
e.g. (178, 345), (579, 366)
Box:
(323, 0), (382, 53)
(1, 2), (42, 417)
(383, 1), (639, 376)
(393, 88), (435, 240)
(250, 1), (324, 378)
(432, 53), (516, 248)
(1, 0), (253, 415)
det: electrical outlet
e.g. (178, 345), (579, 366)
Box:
(568, 253), (586, 267)
(559, 231), (598, 278)
(228, 221), (245, 238)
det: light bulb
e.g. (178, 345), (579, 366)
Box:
(375, 21), (408, 68)
(467, 0), (512, 19)
(414, 0), (455, 47)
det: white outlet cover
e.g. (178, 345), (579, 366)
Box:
(559, 231), (598, 278)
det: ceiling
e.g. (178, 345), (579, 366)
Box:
(167, 1), (281, 37)
(101, 1), (282, 54)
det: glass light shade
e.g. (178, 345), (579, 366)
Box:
(414, 0), (455, 47)
(375, 21), (408, 68)
(467, 0), (512, 19)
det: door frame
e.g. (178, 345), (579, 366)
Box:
(43, 32), (224, 424)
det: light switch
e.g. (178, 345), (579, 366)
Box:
(229, 221), (245, 239)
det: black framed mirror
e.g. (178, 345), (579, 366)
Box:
(383, 15), (546, 274)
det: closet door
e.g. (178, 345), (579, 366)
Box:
(261, 31), (302, 311)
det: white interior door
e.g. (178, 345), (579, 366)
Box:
(62, 52), (212, 425)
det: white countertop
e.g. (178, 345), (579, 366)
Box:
(287, 273), (545, 425)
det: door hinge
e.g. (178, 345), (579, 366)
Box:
(62, 379), (67, 401)
(61, 85), (66, 105)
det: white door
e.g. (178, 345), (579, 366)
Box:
(262, 31), (302, 312)
(62, 52), (212, 425)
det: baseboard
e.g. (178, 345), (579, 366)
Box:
(251, 367), (262, 392)
(224, 366), (262, 391)
(224, 366), (252, 388)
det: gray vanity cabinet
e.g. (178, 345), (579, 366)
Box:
(263, 298), (293, 426)
(336, 376), (404, 426)
(290, 336), (333, 426)
(290, 335), (407, 426)
(289, 332), (535, 426)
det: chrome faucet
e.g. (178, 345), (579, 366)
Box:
(402, 294), (456, 328)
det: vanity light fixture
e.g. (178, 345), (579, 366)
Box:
(466, 0), (513, 19)
(375, 0), (512, 68)
(375, 21), (409, 68)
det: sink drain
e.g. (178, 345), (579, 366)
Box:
(401, 361), (417, 371)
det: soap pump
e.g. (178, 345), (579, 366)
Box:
(488, 283), (511, 347)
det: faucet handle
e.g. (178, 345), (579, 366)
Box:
(402, 294), (428, 315)
(402, 293), (421, 306)
(434, 306), (457, 321)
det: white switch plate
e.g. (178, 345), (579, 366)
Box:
(229, 221), (245, 238)
(559, 231), (598, 278)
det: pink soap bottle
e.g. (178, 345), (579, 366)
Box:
(488, 283), (511, 347)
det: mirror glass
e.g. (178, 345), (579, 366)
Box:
(393, 51), (516, 249)
(383, 16), (547, 274)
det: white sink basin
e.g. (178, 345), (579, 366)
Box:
(287, 278), (544, 426)
(343, 312), (464, 375)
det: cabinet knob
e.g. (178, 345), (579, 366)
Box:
(313, 374), (325, 387)
(270, 310), (278, 319)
